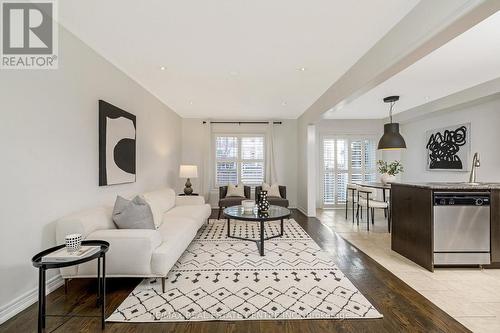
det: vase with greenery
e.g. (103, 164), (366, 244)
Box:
(377, 160), (404, 184)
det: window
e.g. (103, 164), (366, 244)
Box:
(321, 136), (377, 206)
(215, 135), (265, 186)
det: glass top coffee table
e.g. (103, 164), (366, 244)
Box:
(223, 205), (291, 256)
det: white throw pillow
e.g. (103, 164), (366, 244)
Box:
(226, 184), (245, 197)
(262, 183), (282, 197)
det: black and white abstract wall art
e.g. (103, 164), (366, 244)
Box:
(99, 100), (136, 186)
(425, 123), (470, 171)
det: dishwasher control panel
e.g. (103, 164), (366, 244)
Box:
(434, 193), (490, 206)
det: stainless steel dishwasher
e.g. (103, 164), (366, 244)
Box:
(433, 192), (491, 265)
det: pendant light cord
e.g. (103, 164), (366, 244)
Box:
(389, 101), (395, 124)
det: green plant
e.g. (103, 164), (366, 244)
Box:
(377, 160), (404, 176)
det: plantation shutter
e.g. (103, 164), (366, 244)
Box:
(215, 135), (265, 186)
(241, 137), (265, 185)
(215, 136), (238, 185)
(322, 136), (377, 206)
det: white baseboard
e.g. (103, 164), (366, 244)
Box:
(0, 274), (63, 325)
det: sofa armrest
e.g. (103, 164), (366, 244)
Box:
(219, 186), (228, 199)
(279, 186), (287, 199)
(244, 186), (251, 199)
(175, 195), (206, 206)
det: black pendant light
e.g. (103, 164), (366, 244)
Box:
(378, 96), (406, 150)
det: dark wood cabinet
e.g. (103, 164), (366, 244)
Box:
(491, 190), (500, 263)
(391, 184), (433, 271)
(392, 184), (500, 271)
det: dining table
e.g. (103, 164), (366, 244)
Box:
(353, 181), (391, 198)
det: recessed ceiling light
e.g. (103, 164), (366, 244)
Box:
(297, 67), (306, 72)
(189, 101), (193, 105)
(425, 96), (430, 100)
(160, 66), (166, 71)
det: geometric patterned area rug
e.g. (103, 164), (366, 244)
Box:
(107, 219), (382, 322)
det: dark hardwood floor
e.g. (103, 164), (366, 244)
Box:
(0, 209), (470, 333)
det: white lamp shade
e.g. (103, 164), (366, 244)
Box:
(179, 165), (198, 178)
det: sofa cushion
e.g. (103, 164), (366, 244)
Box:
(219, 196), (245, 207)
(267, 196), (289, 208)
(157, 216), (198, 243)
(226, 184), (244, 197)
(142, 188), (176, 228)
(262, 183), (282, 198)
(81, 229), (162, 276)
(112, 196), (155, 229)
(163, 204), (211, 228)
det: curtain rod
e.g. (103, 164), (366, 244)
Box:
(202, 121), (282, 125)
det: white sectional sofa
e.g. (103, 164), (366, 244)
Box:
(55, 188), (211, 291)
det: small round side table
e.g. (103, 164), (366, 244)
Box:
(31, 240), (109, 333)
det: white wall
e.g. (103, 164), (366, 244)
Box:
(401, 96), (500, 183)
(296, 116), (309, 214)
(180, 119), (298, 208)
(0, 27), (182, 320)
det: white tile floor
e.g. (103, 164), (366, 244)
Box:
(318, 208), (500, 333)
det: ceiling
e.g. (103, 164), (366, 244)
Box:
(323, 10), (500, 119)
(58, 0), (419, 119)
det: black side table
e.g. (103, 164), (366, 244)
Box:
(31, 240), (109, 333)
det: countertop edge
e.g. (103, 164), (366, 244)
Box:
(390, 182), (500, 190)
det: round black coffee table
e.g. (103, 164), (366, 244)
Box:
(223, 205), (291, 256)
(31, 240), (109, 333)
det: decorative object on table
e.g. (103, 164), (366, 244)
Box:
(32, 240), (109, 332)
(179, 165), (198, 195)
(425, 123), (470, 171)
(255, 184), (289, 207)
(65, 234), (82, 253)
(108, 218), (382, 322)
(378, 96), (406, 150)
(99, 100), (136, 186)
(112, 195), (155, 229)
(257, 190), (270, 213)
(377, 160), (403, 184)
(241, 199), (255, 213)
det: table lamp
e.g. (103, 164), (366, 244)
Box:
(179, 165), (198, 195)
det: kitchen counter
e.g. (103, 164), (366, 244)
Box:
(390, 182), (500, 271)
(390, 182), (500, 190)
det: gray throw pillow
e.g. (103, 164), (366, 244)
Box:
(112, 195), (155, 229)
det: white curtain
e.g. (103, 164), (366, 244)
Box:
(202, 121), (213, 202)
(266, 121), (278, 184)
